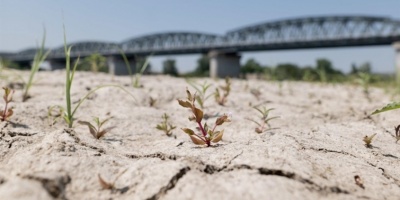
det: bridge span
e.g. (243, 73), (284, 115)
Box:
(3, 15), (400, 78)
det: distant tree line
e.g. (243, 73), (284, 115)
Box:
(0, 53), (393, 85)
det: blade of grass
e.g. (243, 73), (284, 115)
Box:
(372, 102), (400, 115)
(22, 28), (51, 101)
(133, 55), (151, 88)
(118, 48), (134, 87)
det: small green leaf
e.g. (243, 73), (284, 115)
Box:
(363, 133), (377, 146)
(94, 117), (100, 127)
(203, 122), (208, 133)
(156, 124), (164, 130)
(264, 116), (279, 124)
(372, 102), (400, 115)
(3, 87), (14, 103)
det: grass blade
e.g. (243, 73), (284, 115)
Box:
(372, 102), (400, 115)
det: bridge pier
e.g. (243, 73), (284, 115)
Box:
(208, 51), (241, 78)
(106, 56), (136, 76)
(47, 60), (66, 70)
(394, 42), (400, 86)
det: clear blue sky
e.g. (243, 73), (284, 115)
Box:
(1, 0), (400, 73)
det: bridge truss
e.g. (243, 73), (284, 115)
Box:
(4, 15), (400, 61)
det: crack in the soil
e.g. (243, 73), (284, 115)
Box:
(145, 167), (190, 200)
(382, 153), (399, 159)
(0, 122), (9, 138)
(257, 167), (349, 195)
(22, 173), (71, 200)
(125, 152), (349, 196)
(379, 168), (400, 188)
(304, 143), (400, 189)
(308, 147), (358, 158)
(223, 164), (349, 195)
(7, 131), (38, 137)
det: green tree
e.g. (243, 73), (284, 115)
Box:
(80, 53), (107, 72)
(163, 59), (178, 76)
(315, 58), (344, 82)
(241, 58), (264, 74)
(274, 63), (302, 80)
(301, 67), (319, 81)
(0, 57), (20, 70)
(194, 55), (209, 76)
(350, 62), (371, 74)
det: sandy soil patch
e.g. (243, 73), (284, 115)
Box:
(0, 70), (399, 200)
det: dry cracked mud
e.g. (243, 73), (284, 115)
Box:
(0, 70), (399, 199)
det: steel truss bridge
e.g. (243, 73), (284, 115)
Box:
(4, 15), (400, 61)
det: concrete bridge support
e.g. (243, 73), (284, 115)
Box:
(208, 51), (241, 78)
(48, 60), (66, 70)
(107, 56), (136, 76)
(394, 42), (400, 87)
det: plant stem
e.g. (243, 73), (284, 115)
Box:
(1, 102), (8, 121)
(197, 122), (210, 146)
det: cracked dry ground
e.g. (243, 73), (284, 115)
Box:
(0, 71), (399, 200)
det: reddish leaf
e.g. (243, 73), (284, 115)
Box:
(211, 130), (224, 143)
(178, 100), (192, 108)
(190, 135), (206, 145)
(215, 114), (230, 126)
(194, 107), (203, 123)
(186, 89), (193, 101)
(181, 128), (194, 135)
(97, 126), (115, 139)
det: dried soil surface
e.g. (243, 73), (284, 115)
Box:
(0, 70), (399, 200)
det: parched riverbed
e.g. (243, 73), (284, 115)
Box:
(0, 70), (399, 200)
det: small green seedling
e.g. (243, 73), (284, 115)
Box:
(215, 77), (231, 106)
(119, 49), (151, 88)
(363, 133), (376, 147)
(1, 87), (14, 122)
(22, 29), (51, 102)
(372, 103), (400, 143)
(98, 169), (127, 190)
(78, 117), (115, 139)
(47, 105), (65, 126)
(395, 125), (400, 143)
(61, 25), (136, 128)
(156, 113), (176, 136)
(186, 79), (213, 108)
(178, 89), (230, 146)
(246, 106), (279, 133)
(356, 72), (371, 98)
